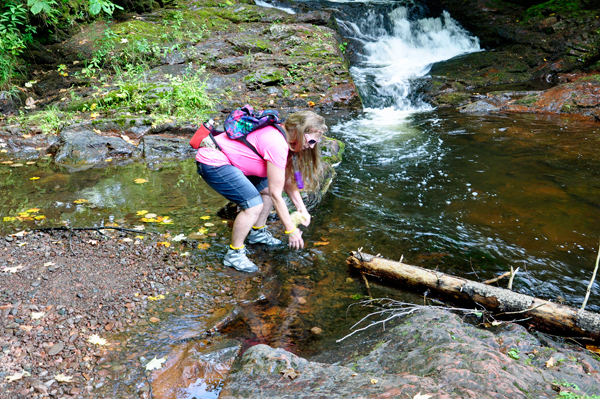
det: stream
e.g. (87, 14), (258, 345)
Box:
(2, 0), (600, 397)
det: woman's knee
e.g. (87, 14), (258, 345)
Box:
(242, 202), (263, 217)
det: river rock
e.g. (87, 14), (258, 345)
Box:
(54, 124), (136, 166)
(139, 136), (196, 161)
(220, 308), (600, 398)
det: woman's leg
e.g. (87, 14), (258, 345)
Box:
(253, 187), (273, 228)
(231, 202), (263, 248)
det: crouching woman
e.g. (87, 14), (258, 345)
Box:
(195, 111), (326, 272)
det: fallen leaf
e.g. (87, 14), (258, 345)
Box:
(88, 334), (108, 345)
(2, 217), (16, 222)
(149, 317), (160, 323)
(159, 217), (173, 225)
(197, 243), (211, 250)
(546, 357), (555, 368)
(90, 112), (100, 119)
(5, 372), (28, 382)
(280, 367), (300, 380)
(121, 135), (136, 145)
(122, 238), (133, 243)
(145, 356), (166, 371)
(31, 312), (45, 320)
(136, 210), (148, 216)
(73, 199), (88, 204)
(171, 234), (186, 242)
(17, 242), (27, 247)
(19, 325), (33, 332)
(135, 235), (145, 240)
(586, 344), (600, 355)
(55, 374), (73, 383)
(18, 212), (30, 217)
(491, 320), (502, 326)
(134, 178), (148, 184)
(29, 177), (40, 180)
(93, 128), (102, 134)
(87, 239), (98, 245)
(26, 208), (40, 213)
(179, 251), (190, 257)
(148, 295), (165, 301)
(11, 230), (28, 237)
(414, 393), (433, 399)
(314, 241), (329, 246)
(133, 224), (145, 230)
(43, 262), (55, 267)
(105, 158), (113, 162)
(3, 265), (24, 273)
(25, 161), (36, 165)
(145, 213), (157, 219)
(157, 242), (171, 248)
(34, 215), (46, 220)
(370, 378), (378, 384)
(204, 222), (214, 227)
(200, 216), (211, 220)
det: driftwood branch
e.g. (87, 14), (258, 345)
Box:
(347, 251), (600, 341)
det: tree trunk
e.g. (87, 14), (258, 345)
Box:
(347, 251), (600, 341)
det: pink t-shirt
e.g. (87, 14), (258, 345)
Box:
(195, 126), (288, 177)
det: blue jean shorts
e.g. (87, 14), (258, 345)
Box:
(196, 162), (268, 209)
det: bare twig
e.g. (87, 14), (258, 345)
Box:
(508, 266), (520, 290)
(580, 242), (600, 313)
(361, 273), (372, 299)
(35, 226), (154, 235)
(484, 271), (511, 285)
(494, 303), (546, 316)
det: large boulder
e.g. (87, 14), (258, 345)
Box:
(220, 308), (600, 398)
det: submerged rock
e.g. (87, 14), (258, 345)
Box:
(221, 308), (600, 398)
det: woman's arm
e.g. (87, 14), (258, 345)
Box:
(267, 162), (304, 249)
(283, 177), (311, 226)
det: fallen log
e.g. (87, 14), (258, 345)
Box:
(347, 251), (600, 341)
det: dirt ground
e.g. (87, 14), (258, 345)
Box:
(0, 229), (198, 399)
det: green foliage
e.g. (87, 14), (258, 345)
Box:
(508, 348), (521, 360)
(89, 0), (123, 16)
(523, 0), (583, 21)
(27, 0), (57, 16)
(553, 379), (600, 399)
(27, 105), (69, 134)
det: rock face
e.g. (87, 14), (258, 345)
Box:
(220, 308), (600, 398)
(421, 0), (600, 119)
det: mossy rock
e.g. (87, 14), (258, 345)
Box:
(243, 67), (287, 88)
(436, 92), (472, 106)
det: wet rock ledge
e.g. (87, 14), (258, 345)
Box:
(0, 0), (359, 170)
(219, 308), (600, 399)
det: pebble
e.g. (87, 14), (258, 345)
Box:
(31, 281), (41, 287)
(48, 342), (64, 356)
(311, 327), (323, 335)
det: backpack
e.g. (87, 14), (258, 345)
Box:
(190, 105), (286, 159)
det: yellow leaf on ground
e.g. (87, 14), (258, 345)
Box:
(546, 357), (555, 368)
(17, 242), (27, 247)
(55, 374), (73, 383)
(314, 241), (330, 246)
(93, 128), (102, 134)
(136, 210), (148, 216)
(29, 177), (40, 180)
(1, 161), (13, 164)
(145, 356), (166, 371)
(34, 215), (46, 220)
(88, 334), (107, 345)
(18, 212), (30, 217)
(586, 344), (600, 355)
(157, 242), (171, 247)
(200, 216), (211, 220)
(74, 199), (88, 204)
(3, 217), (16, 222)
(90, 112), (99, 119)
(148, 294), (165, 301)
(31, 312), (45, 320)
(197, 243), (211, 250)
(370, 379), (378, 384)
(135, 235), (145, 240)
(105, 158), (112, 162)
(3, 265), (24, 273)
(134, 178), (148, 184)
(5, 372), (29, 382)
(160, 217), (173, 225)
(26, 208), (40, 213)
(197, 227), (209, 235)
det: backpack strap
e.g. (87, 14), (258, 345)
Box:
(235, 123), (287, 160)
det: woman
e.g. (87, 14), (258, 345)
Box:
(195, 110), (326, 272)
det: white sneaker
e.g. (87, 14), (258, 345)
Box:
(247, 227), (282, 245)
(223, 247), (258, 273)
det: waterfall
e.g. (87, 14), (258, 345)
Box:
(337, 5), (480, 115)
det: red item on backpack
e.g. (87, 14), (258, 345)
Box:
(189, 122), (215, 149)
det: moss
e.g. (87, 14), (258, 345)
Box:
(514, 94), (539, 105)
(436, 92), (471, 106)
(524, 0), (584, 21)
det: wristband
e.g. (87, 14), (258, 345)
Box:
(285, 226), (297, 235)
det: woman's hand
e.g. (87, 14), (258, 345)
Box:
(288, 228), (304, 250)
(299, 210), (311, 227)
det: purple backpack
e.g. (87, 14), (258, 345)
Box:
(222, 105), (286, 158)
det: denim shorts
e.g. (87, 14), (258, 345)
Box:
(196, 162), (268, 209)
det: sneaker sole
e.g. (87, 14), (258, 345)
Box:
(224, 260), (258, 273)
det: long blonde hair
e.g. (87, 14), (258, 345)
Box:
(283, 111), (327, 191)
